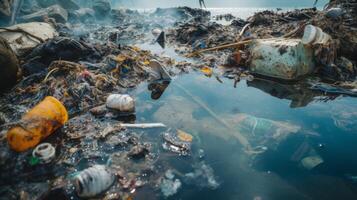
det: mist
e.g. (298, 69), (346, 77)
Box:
(112, 0), (329, 8)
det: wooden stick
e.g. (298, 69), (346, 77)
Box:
(186, 40), (254, 57)
(121, 123), (166, 128)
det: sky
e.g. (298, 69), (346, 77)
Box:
(114, 0), (329, 8)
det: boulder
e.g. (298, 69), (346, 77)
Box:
(21, 4), (68, 23)
(0, 36), (19, 92)
(72, 8), (95, 22)
(36, 0), (79, 10)
(0, 0), (13, 17)
(0, 0), (13, 25)
(92, 0), (111, 19)
(0, 22), (58, 56)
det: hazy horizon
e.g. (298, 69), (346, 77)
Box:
(114, 0), (329, 8)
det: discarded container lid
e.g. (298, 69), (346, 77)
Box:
(106, 94), (135, 113)
(74, 165), (115, 198)
(32, 143), (56, 164)
(302, 25), (331, 45)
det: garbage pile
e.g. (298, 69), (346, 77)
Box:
(172, 1), (357, 85)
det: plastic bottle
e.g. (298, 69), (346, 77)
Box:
(106, 94), (135, 113)
(302, 25), (331, 45)
(74, 165), (115, 198)
(7, 96), (68, 152)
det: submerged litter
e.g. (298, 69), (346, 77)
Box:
(74, 165), (115, 198)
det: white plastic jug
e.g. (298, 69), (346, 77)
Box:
(106, 94), (135, 113)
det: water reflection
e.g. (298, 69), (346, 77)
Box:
(148, 80), (171, 100)
(134, 72), (357, 200)
(247, 78), (329, 108)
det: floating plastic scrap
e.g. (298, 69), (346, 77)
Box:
(301, 156), (324, 170)
(7, 96), (68, 152)
(162, 132), (191, 155)
(200, 66), (213, 77)
(177, 129), (193, 142)
(74, 165), (115, 198)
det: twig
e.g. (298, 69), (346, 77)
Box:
(282, 22), (308, 38)
(43, 68), (59, 82)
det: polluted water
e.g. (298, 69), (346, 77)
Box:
(1, 0), (357, 200)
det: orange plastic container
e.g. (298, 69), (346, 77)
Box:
(7, 96), (68, 152)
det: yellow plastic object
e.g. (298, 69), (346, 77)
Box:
(7, 96), (68, 152)
(177, 129), (193, 142)
(200, 66), (213, 77)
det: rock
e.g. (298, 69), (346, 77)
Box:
(92, 0), (111, 19)
(58, 0), (79, 10)
(73, 8), (95, 22)
(21, 4), (68, 23)
(37, 0), (79, 10)
(0, 22), (58, 56)
(325, 7), (343, 20)
(0, 0), (12, 17)
(36, 0), (57, 8)
(0, 36), (19, 92)
(0, 0), (13, 25)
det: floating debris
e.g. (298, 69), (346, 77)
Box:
(162, 132), (191, 155)
(301, 156), (324, 170)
